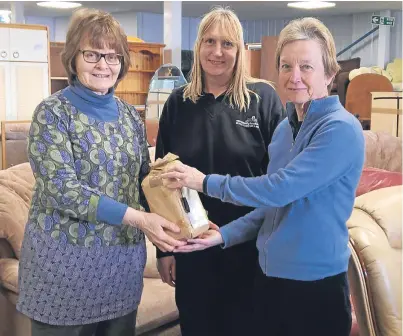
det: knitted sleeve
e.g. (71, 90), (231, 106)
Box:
(28, 99), (104, 225)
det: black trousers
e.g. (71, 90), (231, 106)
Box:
(31, 310), (137, 336)
(253, 267), (352, 336)
(175, 241), (258, 336)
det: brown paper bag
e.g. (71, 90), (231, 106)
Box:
(141, 153), (210, 240)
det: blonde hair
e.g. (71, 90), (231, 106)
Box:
(275, 17), (340, 80)
(61, 8), (131, 86)
(183, 7), (271, 112)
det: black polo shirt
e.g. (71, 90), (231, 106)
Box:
(155, 82), (285, 258)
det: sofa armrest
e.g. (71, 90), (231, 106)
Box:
(0, 258), (19, 294)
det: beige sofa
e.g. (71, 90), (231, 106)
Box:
(0, 160), (178, 336)
(347, 129), (402, 336)
(347, 186), (402, 336)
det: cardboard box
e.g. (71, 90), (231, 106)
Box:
(141, 153), (210, 240)
(371, 92), (402, 138)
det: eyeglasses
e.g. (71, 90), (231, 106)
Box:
(80, 50), (123, 65)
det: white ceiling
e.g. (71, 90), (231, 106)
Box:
(0, 1), (402, 20)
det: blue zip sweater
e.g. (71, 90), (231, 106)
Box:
(205, 95), (365, 281)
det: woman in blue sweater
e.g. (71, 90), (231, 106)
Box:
(162, 17), (365, 336)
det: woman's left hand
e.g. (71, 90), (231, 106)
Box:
(161, 161), (206, 192)
(173, 222), (223, 253)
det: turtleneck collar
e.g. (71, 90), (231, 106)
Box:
(286, 95), (341, 125)
(62, 79), (119, 122)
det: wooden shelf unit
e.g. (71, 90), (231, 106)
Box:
(49, 41), (165, 110)
(116, 43), (164, 108)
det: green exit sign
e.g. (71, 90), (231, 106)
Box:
(372, 15), (395, 26)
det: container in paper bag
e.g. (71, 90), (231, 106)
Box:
(141, 153), (210, 240)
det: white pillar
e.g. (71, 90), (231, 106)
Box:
(377, 10), (391, 68)
(10, 1), (25, 24)
(164, 1), (182, 68)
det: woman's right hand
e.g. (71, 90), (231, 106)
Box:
(123, 208), (185, 252)
(157, 256), (176, 287)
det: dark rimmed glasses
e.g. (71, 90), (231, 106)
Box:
(80, 50), (123, 65)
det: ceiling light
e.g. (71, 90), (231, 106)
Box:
(287, 1), (336, 9)
(37, 1), (82, 9)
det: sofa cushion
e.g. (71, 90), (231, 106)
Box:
(136, 278), (178, 335)
(356, 167), (402, 196)
(364, 131), (402, 172)
(0, 163), (35, 258)
(0, 258), (18, 293)
(386, 58), (402, 83)
(353, 186), (402, 249)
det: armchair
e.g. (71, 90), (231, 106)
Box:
(331, 57), (361, 107)
(347, 186), (402, 336)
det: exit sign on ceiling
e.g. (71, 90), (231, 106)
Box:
(371, 15), (395, 26)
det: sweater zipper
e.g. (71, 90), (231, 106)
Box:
(290, 103), (312, 150)
(265, 103), (312, 271)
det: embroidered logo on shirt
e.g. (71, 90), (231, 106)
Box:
(236, 116), (259, 129)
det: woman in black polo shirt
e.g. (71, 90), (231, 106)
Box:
(155, 7), (285, 336)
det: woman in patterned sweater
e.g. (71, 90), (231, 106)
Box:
(17, 8), (184, 336)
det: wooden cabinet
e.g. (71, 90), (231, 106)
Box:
(0, 28), (10, 60)
(245, 49), (261, 78)
(260, 36), (279, 84)
(10, 62), (49, 120)
(0, 24), (50, 120)
(0, 23), (50, 169)
(0, 62), (49, 121)
(0, 62), (11, 122)
(50, 41), (165, 118)
(0, 26), (48, 62)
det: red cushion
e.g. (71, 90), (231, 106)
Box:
(356, 167), (402, 197)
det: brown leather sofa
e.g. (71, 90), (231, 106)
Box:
(0, 119), (159, 169)
(0, 121), (31, 170)
(363, 130), (402, 173)
(347, 186), (402, 336)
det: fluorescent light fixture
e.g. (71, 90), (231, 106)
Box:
(287, 1), (336, 9)
(37, 1), (82, 9)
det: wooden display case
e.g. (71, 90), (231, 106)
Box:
(116, 42), (164, 108)
(49, 41), (165, 113)
(49, 41), (68, 94)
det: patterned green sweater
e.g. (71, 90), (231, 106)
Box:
(17, 88), (150, 325)
(27, 91), (150, 246)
